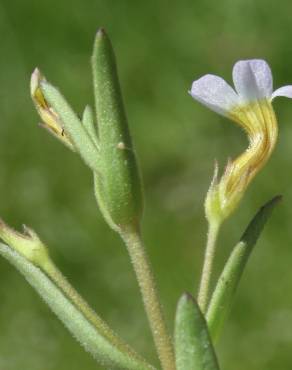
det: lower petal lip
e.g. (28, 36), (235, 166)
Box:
(190, 74), (240, 116)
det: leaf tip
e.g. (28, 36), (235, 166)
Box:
(178, 291), (195, 304)
(94, 28), (109, 45)
(240, 194), (282, 247)
(266, 194), (282, 206)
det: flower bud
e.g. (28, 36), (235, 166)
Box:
(31, 68), (74, 150)
(0, 219), (49, 268)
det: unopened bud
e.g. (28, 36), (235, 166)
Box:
(0, 219), (49, 268)
(31, 68), (74, 150)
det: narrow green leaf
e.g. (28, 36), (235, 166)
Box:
(175, 293), (220, 370)
(41, 81), (100, 173)
(91, 28), (143, 229)
(207, 196), (282, 341)
(0, 243), (155, 370)
(82, 105), (99, 149)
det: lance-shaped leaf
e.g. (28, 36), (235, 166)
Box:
(0, 243), (155, 370)
(91, 29), (143, 230)
(207, 195), (282, 341)
(175, 293), (220, 370)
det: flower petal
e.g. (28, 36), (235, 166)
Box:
(232, 60), (273, 102)
(271, 85), (292, 100)
(190, 74), (239, 116)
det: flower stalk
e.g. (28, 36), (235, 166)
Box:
(120, 226), (175, 370)
(197, 220), (220, 313)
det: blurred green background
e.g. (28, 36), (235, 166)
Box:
(0, 0), (292, 369)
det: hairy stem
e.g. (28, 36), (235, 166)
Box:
(197, 221), (220, 313)
(42, 259), (151, 366)
(120, 226), (175, 370)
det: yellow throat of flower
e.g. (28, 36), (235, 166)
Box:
(205, 98), (278, 225)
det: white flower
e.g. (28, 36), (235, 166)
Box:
(190, 59), (292, 224)
(190, 59), (292, 115)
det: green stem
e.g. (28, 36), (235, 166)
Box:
(41, 259), (151, 367)
(120, 226), (175, 370)
(197, 221), (220, 313)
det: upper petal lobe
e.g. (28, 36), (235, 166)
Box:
(232, 60), (273, 102)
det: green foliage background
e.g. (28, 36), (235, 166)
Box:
(0, 0), (292, 369)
